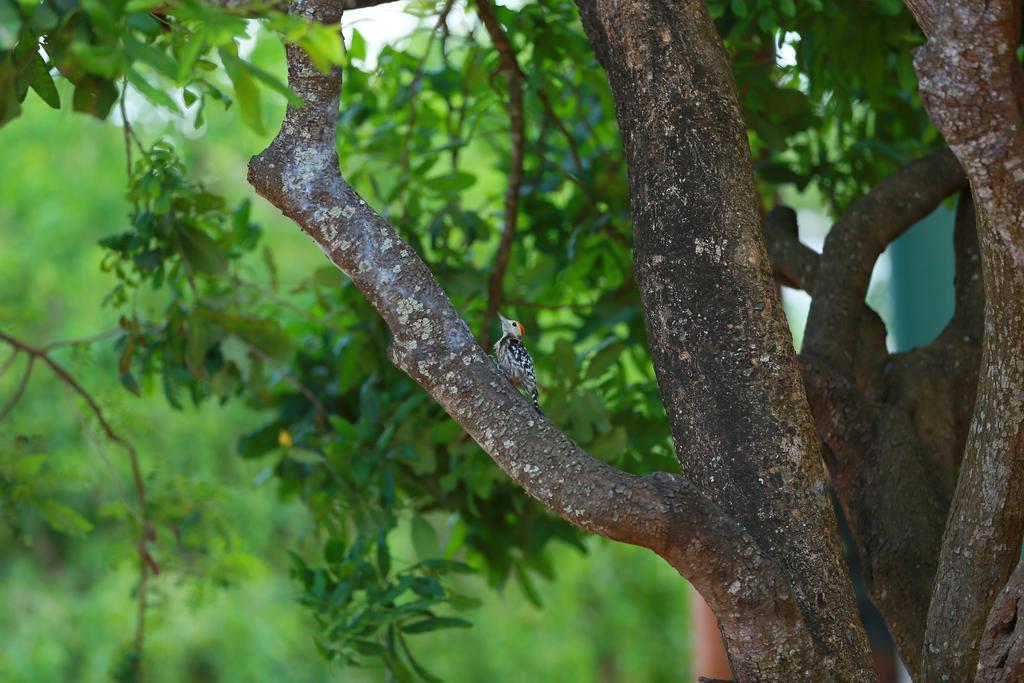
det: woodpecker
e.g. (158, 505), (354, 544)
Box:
(494, 312), (540, 414)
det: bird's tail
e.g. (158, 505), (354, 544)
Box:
(531, 388), (541, 415)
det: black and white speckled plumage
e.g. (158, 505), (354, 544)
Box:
(494, 328), (540, 414)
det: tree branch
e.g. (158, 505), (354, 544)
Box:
(977, 557), (1024, 682)
(802, 147), (965, 372)
(764, 205), (820, 293)
(905, 1), (1024, 677)
(245, 1), (827, 677)
(783, 186), (986, 677)
(474, 0), (525, 349)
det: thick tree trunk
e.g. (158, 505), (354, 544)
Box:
(575, 1), (875, 679)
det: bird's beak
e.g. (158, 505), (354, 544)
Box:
(498, 312), (509, 324)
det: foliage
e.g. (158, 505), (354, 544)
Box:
(0, 0), (945, 680)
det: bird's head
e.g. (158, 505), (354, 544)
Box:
(498, 312), (525, 340)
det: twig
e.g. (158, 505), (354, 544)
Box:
(43, 328), (123, 352)
(0, 346), (17, 377)
(242, 341), (327, 433)
(232, 274), (339, 329)
(534, 88), (585, 187)
(66, 389), (140, 525)
(475, 0), (525, 349)
(0, 329), (152, 677)
(394, 0), (456, 227)
(119, 77), (145, 162)
(0, 354), (34, 422)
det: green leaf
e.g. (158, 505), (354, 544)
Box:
(400, 616), (472, 634)
(288, 448), (325, 465)
(126, 67), (179, 112)
(396, 632), (442, 683)
(123, 34), (179, 81)
(72, 76), (119, 119)
(415, 559), (474, 575)
(410, 515), (437, 560)
(125, 0), (167, 12)
(328, 414), (358, 442)
(585, 340), (623, 380)
(324, 538), (346, 564)
(347, 29), (366, 62)
(202, 311), (291, 363)
(120, 370), (141, 396)
(0, 57), (21, 126)
(426, 171), (476, 194)
(219, 46), (263, 133)
(184, 316), (207, 379)
(239, 58), (303, 107)
(376, 532), (391, 576)
(38, 499), (93, 536)
(176, 225), (228, 276)
(298, 23), (344, 74)
(514, 563), (543, 608)
(176, 29), (208, 82)
(443, 517), (467, 559)
(70, 43), (122, 79)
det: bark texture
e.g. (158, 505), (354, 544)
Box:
(977, 558), (1024, 682)
(791, 151), (973, 676)
(246, 0), (832, 678)
(575, 1), (874, 679)
(904, 1), (1024, 678)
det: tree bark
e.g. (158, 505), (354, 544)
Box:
(794, 151), (970, 677)
(976, 557), (1024, 682)
(575, 1), (875, 679)
(903, 1), (1024, 678)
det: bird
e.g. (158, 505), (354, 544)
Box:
(493, 312), (541, 414)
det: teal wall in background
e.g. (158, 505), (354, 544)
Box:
(888, 205), (956, 352)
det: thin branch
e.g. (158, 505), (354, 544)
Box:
(475, 0), (525, 349)
(43, 327), (123, 352)
(243, 341), (327, 433)
(232, 274), (338, 330)
(0, 354), (34, 422)
(395, 0), (456, 228)
(119, 77), (145, 161)
(0, 329), (152, 676)
(65, 388), (141, 526)
(534, 88), (585, 181)
(0, 346), (17, 378)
